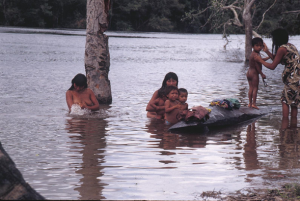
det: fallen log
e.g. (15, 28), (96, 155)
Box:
(168, 106), (270, 133)
(0, 142), (45, 200)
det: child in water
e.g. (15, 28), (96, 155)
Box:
(247, 37), (268, 109)
(150, 88), (167, 119)
(178, 88), (188, 111)
(164, 86), (181, 124)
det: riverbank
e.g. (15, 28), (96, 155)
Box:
(200, 184), (300, 200)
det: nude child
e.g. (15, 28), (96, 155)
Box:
(247, 37), (268, 109)
(164, 86), (181, 124)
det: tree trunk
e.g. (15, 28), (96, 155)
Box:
(85, 0), (112, 104)
(243, 0), (254, 61)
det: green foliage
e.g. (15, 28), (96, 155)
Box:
(110, 0), (187, 32)
(147, 17), (173, 32)
(0, 0), (300, 34)
(251, 0), (300, 35)
(0, 0), (86, 28)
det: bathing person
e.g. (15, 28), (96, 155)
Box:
(149, 88), (167, 119)
(178, 88), (188, 111)
(256, 28), (300, 119)
(146, 72), (178, 118)
(247, 37), (268, 109)
(164, 86), (181, 124)
(66, 73), (99, 112)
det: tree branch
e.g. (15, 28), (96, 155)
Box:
(252, 30), (260, 38)
(255, 0), (277, 31)
(283, 10), (300, 14)
(222, 19), (235, 50)
(221, 2), (243, 27)
(228, 7), (243, 27)
(244, 0), (256, 12)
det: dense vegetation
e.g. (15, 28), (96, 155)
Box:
(0, 0), (300, 34)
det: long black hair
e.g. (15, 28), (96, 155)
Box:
(160, 72), (178, 89)
(271, 28), (289, 55)
(68, 73), (88, 90)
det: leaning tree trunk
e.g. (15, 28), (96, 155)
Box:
(85, 0), (112, 104)
(243, 0), (255, 61)
(0, 142), (45, 200)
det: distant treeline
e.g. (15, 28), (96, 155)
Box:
(1, 0), (300, 34)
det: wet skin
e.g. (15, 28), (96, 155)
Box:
(146, 78), (178, 118)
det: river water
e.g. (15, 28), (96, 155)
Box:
(1, 27), (300, 199)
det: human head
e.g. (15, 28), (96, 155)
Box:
(161, 72), (178, 88)
(252, 37), (263, 47)
(157, 88), (166, 99)
(178, 88), (188, 103)
(69, 73), (88, 90)
(165, 86), (179, 100)
(271, 28), (289, 54)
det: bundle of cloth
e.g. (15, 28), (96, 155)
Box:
(209, 98), (241, 110)
(177, 106), (211, 123)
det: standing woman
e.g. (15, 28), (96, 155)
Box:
(256, 28), (300, 119)
(146, 72), (178, 118)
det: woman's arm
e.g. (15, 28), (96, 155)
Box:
(262, 43), (275, 60)
(150, 99), (159, 110)
(66, 90), (74, 112)
(146, 90), (159, 112)
(256, 47), (287, 70)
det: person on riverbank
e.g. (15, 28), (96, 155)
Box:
(247, 37), (268, 109)
(256, 28), (300, 119)
(178, 88), (188, 111)
(146, 72), (178, 118)
(66, 73), (99, 112)
(164, 86), (181, 124)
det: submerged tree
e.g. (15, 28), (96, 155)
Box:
(183, 0), (278, 60)
(85, 0), (112, 104)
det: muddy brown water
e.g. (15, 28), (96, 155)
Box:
(1, 27), (300, 199)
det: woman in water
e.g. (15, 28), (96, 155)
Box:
(66, 73), (99, 112)
(146, 72), (178, 118)
(256, 28), (300, 120)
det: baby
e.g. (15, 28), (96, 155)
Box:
(150, 88), (167, 119)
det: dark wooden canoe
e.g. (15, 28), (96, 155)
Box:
(168, 106), (270, 132)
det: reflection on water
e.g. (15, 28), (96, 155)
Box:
(2, 27), (300, 199)
(146, 118), (207, 151)
(278, 117), (300, 170)
(244, 122), (259, 170)
(65, 117), (107, 200)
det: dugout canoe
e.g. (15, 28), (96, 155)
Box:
(168, 106), (270, 132)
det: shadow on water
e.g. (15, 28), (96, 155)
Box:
(65, 114), (108, 200)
